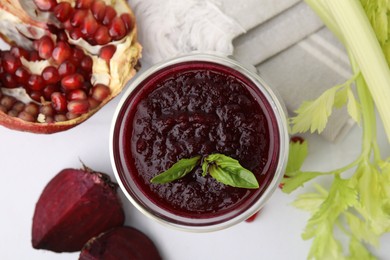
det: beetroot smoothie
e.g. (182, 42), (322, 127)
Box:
(115, 60), (281, 220)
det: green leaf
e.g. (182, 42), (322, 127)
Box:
(291, 87), (337, 134)
(291, 185), (328, 213)
(345, 211), (379, 247)
(307, 223), (344, 260)
(347, 87), (362, 124)
(303, 176), (357, 240)
(282, 171), (323, 194)
(354, 162), (390, 234)
(334, 85), (349, 108)
(285, 140), (308, 174)
(348, 237), (376, 260)
(204, 153), (259, 189)
(150, 156), (201, 184)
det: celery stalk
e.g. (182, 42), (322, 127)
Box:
(325, 0), (390, 143)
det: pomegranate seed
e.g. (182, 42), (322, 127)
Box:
(51, 92), (68, 113)
(33, 0), (57, 11)
(67, 89), (87, 100)
(120, 13), (133, 32)
(18, 111), (36, 122)
(61, 73), (84, 91)
(29, 51), (40, 61)
(0, 95), (16, 109)
(91, 84), (110, 101)
(42, 66), (60, 84)
(53, 2), (73, 22)
(2, 73), (18, 88)
(15, 67), (30, 84)
(69, 28), (83, 41)
(45, 116), (55, 123)
(10, 46), (29, 59)
(108, 17), (127, 40)
(67, 99), (89, 115)
(91, 1), (106, 22)
(54, 114), (67, 122)
(12, 102), (25, 112)
(2, 52), (22, 74)
(8, 109), (19, 117)
(88, 97), (100, 109)
(76, 0), (94, 9)
(0, 105), (6, 113)
(24, 103), (40, 117)
(28, 75), (45, 91)
(29, 91), (44, 102)
(99, 45), (116, 62)
(94, 26), (111, 45)
(52, 42), (72, 64)
(81, 12), (99, 36)
(102, 6), (117, 25)
(40, 104), (54, 117)
(43, 84), (60, 100)
(57, 31), (69, 42)
(38, 36), (55, 60)
(80, 56), (93, 72)
(81, 81), (92, 93)
(63, 20), (72, 30)
(71, 9), (88, 27)
(58, 61), (76, 77)
(66, 112), (79, 120)
(72, 48), (85, 64)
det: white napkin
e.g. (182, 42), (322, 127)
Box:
(128, 0), (355, 142)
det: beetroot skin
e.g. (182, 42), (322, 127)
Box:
(32, 167), (125, 252)
(80, 226), (162, 260)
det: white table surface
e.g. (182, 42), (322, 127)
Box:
(1, 52), (390, 260)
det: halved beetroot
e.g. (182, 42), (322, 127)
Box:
(31, 166), (125, 252)
(80, 226), (162, 260)
(0, 0), (141, 133)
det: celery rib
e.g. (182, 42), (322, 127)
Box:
(325, 0), (390, 143)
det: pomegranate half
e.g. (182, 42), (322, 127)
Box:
(0, 0), (141, 133)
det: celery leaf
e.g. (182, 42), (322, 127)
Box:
(291, 87), (337, 134)
(282, 171), (322, 194)
(347, 87), (362, 124)
(348, 237), (376, 260)
(285, 139), (308, 174)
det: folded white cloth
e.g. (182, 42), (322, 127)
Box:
(128, 0), (354, 142)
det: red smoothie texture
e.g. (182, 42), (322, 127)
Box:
(121, 61), (280, 218)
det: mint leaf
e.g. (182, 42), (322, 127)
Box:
(203, 153), (259, 189)
(150, 156), (201, 184)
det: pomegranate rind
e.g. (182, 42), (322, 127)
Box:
(0, 0), (142, 134)
(80, 226), (162, 260)
(32, 168), (125, 252)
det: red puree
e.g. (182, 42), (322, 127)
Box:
(123, 61), (280, 218)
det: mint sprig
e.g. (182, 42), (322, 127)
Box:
(150, 156), (201, 184)
(203, 153), (259, 189)
(150, 153), (259, 189)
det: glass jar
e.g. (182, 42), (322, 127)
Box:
(110, 53), (289, 232)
